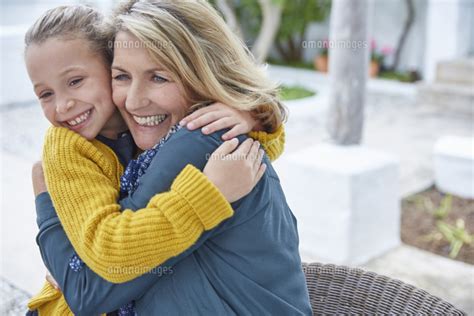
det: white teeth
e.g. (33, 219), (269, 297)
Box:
(133, 114), (167, 126)
(67, 110), (91, 126)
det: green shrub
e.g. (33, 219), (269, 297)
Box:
(279, 85), (316, 100)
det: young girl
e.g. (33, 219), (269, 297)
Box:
(24, 4), (285, 315)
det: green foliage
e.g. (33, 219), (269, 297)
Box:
(211, 0), (331, 62)
(267, 57), (314, 70)
(418, 194), (452, 220)
(434, 195), (452, 220)
(279, 85), (316, 100)
(417, 193), (472, 259)
(277, 0), (331, 42)
(272, 0), (287, 6)
(227, 0), (331, 39)
(277, 0), (331, 61)
(378, 71), (418, 83)
(235, 0), (262, 37)
(436, 219), (472, 258)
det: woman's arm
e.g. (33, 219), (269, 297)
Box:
(32, 194), (166, 315)
(42, 127), (262, 283)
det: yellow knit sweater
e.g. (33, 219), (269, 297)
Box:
(28, 125), (285, 315)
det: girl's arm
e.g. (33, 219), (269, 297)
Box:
(42, 127), (263, 283)
(248, 124), (285, 161)
(180, 102), (285, 161)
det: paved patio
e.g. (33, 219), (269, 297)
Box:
(270, 65), (473, 314)
(268, 65), (473, 197)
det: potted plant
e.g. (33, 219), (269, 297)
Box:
(370, 40), (393, 77)
(314, 39), (329, 72)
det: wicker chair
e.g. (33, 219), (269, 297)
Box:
(302, 262), (466, 315)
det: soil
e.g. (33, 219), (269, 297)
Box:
(401, 186), (474, 265)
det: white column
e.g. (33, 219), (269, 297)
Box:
(423, 0), (469, 82)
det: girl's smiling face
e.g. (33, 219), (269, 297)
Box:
(111, 31), (189, 150)
(25, 38), (124, 140)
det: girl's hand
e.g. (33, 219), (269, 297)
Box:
(180, 102), (263, 141)
(203, 138), (266, 203)
(32, 161), (47, 197)
(46, 270), (60, 291)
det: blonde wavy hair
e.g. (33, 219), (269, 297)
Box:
(111, 0), (286, 132)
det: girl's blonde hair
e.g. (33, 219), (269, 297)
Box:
(112, 0), (286, 132)
(25, 4), (113, 64)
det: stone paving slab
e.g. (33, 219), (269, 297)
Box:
(0, 277), (30, 315)
(362, 245), (474, 315)
(1, 102), (50, 299)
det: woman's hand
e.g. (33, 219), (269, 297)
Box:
(180, 102), (263, 141)
(204, 138), (266, 203)
(32, 161), (47, 197)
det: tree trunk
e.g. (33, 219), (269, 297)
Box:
(251, 0), (283, 63)
(294, 26), (307, 61)
(215, 0), (244, 40)
(326, 0), (369, 145)
(287, 36), (297, 61)
(390, 0), (415, 71)
(275, 40), (292, 61)
(277, 29), (306, 62)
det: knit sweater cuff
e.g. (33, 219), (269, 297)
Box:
(248, 124), (283, 142)
(248, 124), (284, 161)
(170, 164), (234, 230)
(27, 282), (61, 310)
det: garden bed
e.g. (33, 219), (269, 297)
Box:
(401, 186), (473, 265)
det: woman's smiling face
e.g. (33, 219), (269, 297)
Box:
(111, 31), (189, 150)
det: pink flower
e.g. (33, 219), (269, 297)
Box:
(381, 46), (393, 55)
(370, 39), (377, 51)
(322, 39), (329, 49)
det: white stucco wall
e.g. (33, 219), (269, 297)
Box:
(292, 0), (473, 80)
(370, 0), (428, 72)
(423, 0), (474, 81)
(300, 0), (428, 73)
